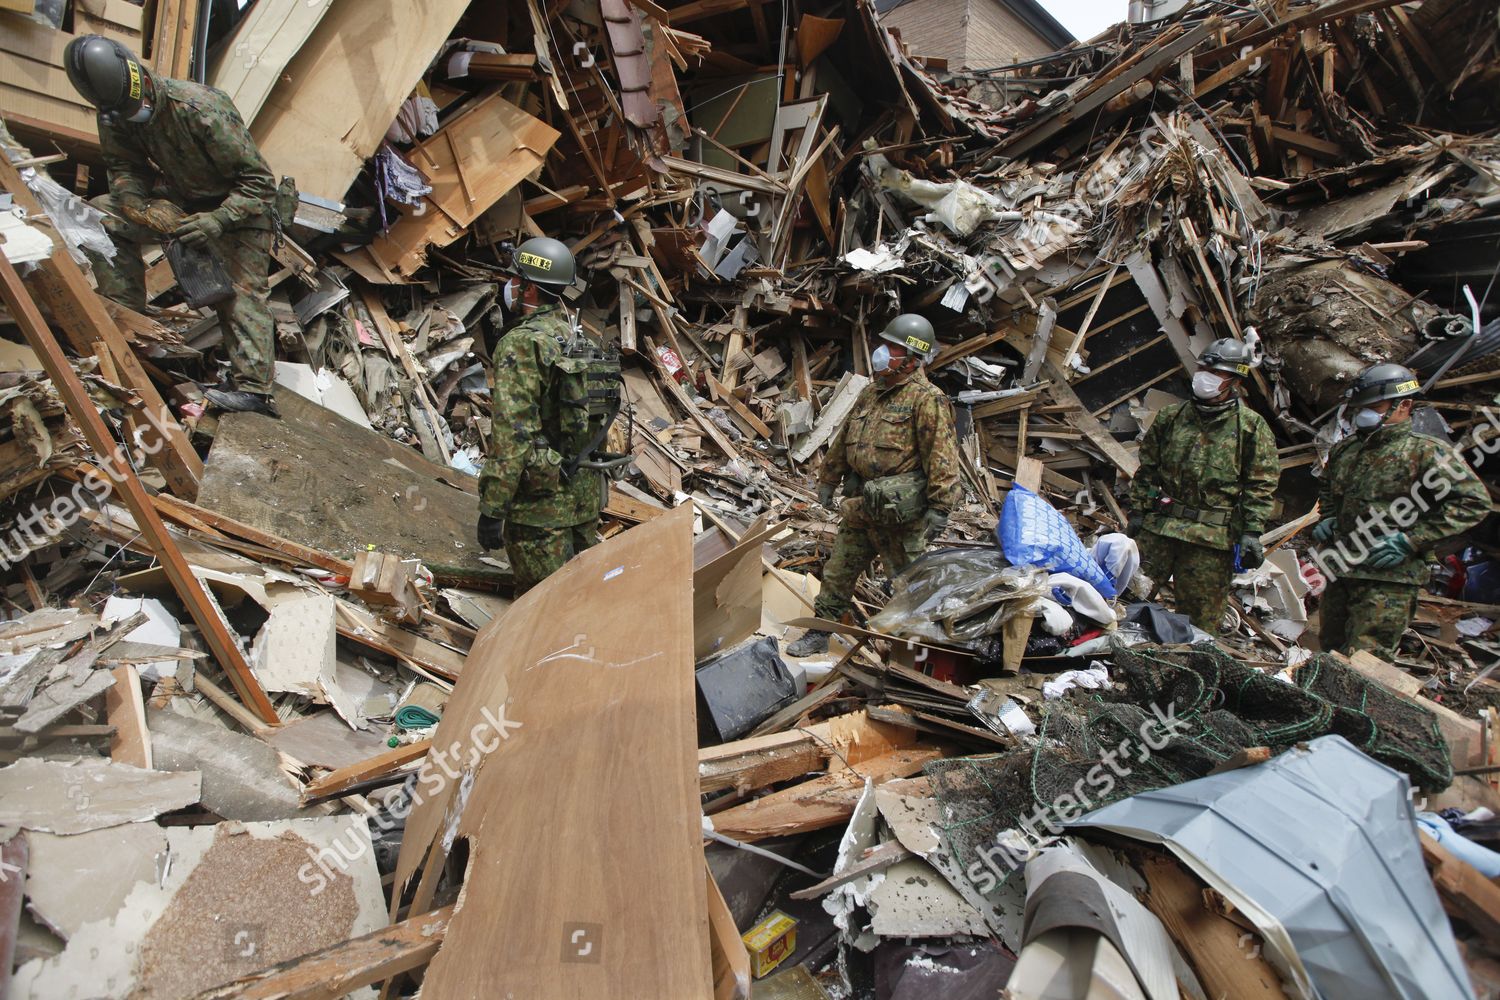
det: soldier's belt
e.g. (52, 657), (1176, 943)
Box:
(1154, 500), (1230, 527)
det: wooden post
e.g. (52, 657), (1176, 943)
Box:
(0, 255), (278, 725)
(0, 154), (203, 498)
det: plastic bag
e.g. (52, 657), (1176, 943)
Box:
(997, 484), (1118, 599)
(868, 547), (1049, 647)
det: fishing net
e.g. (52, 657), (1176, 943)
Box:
(926, 642), (1453, 889)
(1293, 653), (1452, 790)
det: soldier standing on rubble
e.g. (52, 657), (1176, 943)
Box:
(787, 315), (962, 656)
(1312, 363), (1490, 656)
(476, 237), (624, 594)
(1127, 339), (1279, 631)
(63, 35), (286, 417)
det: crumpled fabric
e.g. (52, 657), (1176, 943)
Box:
(1092, 532), (1140, 594)
(374, 145), (434, 230)
(1048, 572), (1116, 625)
(385, 95), (440, 144)
(869, 547), (1049, 646)
(1042, 663), (1111, 700)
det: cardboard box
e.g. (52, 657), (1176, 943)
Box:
(743, 910), (798, 979)
(0, 1), (38, 14)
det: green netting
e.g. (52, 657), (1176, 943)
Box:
(1293, 652), (1452, 790)
(925, 642), (1453, 888)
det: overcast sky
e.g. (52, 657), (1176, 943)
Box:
(1040, 0), (1129, 40)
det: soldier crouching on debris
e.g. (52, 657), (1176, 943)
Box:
(1312, 363), (1491, 657)
(64, 35), (288, 417)
(787, 315), (962, 656)
(476, 237), (625, 595)
(1127, 338), (1279, 632)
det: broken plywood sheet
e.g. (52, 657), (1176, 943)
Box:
(207, 0), (335, 125)
(195, 389), (494, 576)
(250, 0), (473, 200)
(0, 758), (200, 835)
(12, 818), (386, 999)
(393, 505), (711, 998)
(24, 824), (167, 940)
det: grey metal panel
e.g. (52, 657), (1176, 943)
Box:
(1069, 736), (1474, 1000)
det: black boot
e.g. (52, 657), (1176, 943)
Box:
(205, 388), (280, 417)
(787, 629), (831, 656)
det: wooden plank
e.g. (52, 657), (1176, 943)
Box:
(698, 723), (834, 795)
(1139, 855), (1287, 999)
(359, 289), (451, 463)
(1421, 831), (1500, 942)
(152, 493), (352, 574)
(1338, 651), (1480, 767)
(709, 747), (943, 842)
(104, 665), (152, 769)
(301, 739), (432, 802)
(706, 374), (772, 439)
(789, 841), (912, 900)
(206, 0), (336, 124)
(706, 865), (751, 1000)
(0, 255), (276, 724)
(391, 506), (711, 997)
(1043, 362), (1139, 477)
(190, 905), (453, 1000)
(791, 371), (869, 463)
(996, 19), (1221, 159)
(335, 601), (467, 682)
(1269, 125), (1343, 160)
(0, 153), (202, 498)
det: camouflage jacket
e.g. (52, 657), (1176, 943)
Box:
(99, 78), (276, 230)
(1129, 399), (1279, 550)
(1319, 420), (1491, 584)
(479, 305), (608, 528)
(818, 367), (962, 514)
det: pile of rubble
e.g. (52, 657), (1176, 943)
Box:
(3, 0), (1500, 996)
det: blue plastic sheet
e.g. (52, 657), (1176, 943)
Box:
(996, 484), (1117, 599)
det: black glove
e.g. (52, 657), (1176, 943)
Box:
(477, 513), (506, 550)
(1238, 533), (1265, 570)
(921, 508), (949, 539)
(817, 483), (836, 509)
(1125, 514), (1143, 538)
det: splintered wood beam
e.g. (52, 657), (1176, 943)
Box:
(0, 255), (278, 725)
(301, 740), (433, 803)
(191, 905), (454, 1000)
(1043, 363), (1139, 478)
(0, 155), (202, 498)
(152, 493), (354, 575)
(708, 747), (943, 841)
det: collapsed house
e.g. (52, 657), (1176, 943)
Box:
(3, 0), (1500, 996)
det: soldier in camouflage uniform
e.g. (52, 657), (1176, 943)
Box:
(788, 315), (962, 656)
(1127, 339), (1279, 631)
(64, 35), (282, 416)
(477, 237), (622, 594)
(1312, 364), (1490, 656)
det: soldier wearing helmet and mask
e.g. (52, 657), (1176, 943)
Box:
(476, 238), (624, 593)
(1311, 363), (1490, 656)
(788, 314), (962, 656)
(1126, 338), (1280, 631)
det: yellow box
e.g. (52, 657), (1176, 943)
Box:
(743, 910), (798, 979)
(0, 0), (37, 13)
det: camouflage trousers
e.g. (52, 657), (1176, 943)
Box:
(85, 194), (276, 394)
(1319, 578), (1419, 658)
(1138, 530), (1235, 632)
(812, 515), (930, 621)
(505, 519), (599, 595)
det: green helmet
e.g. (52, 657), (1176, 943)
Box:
(1197, 338), (1255, 377)
(1347, 362), (1421, 407)
(512, 237), (576, 287)
(64, 35), (154, 123)
(878, 314), (937, 362)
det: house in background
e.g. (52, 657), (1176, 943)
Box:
(876, 0), (1073, 71)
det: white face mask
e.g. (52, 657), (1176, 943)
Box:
(503, 279), (519, 311)
(871, 344), (893, 373)
(1191, 371), (1229, 400)
(1353, 406), (1387, 431)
